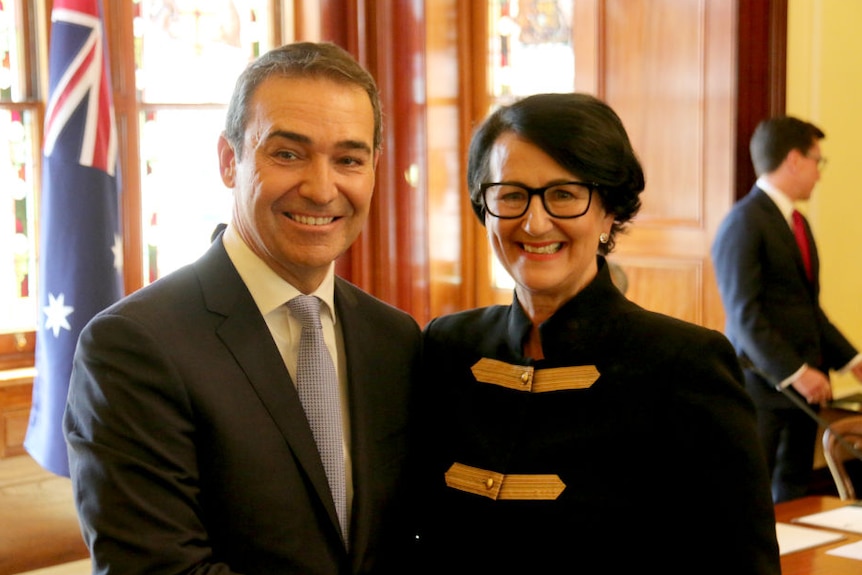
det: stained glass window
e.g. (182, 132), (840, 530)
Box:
(0, 0), (281, 335)
(134, 0), (270, 282)
(1, 0), (39, 332)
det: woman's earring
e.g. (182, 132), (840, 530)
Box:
(599, 232), (609, 244)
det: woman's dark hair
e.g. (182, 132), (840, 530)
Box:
(467, 92), (644, 254)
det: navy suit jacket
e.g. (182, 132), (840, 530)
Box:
(712, 186), (857, 408)
(65, 238), (422, 575)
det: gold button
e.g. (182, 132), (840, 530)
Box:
(520, 371), (530, 384)
(485, 477), (494, 489)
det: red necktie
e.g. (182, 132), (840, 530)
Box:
(792, 210), (812, 281)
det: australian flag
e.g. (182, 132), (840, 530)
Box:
(25, 0), (121, 477)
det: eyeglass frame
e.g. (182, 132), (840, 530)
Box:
(480, 181), (599, 219)
(805, 152), (827, 170)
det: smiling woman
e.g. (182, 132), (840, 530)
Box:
(417, 92), (781, 574)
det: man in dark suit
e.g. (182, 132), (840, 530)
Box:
(64, 42), (422, 574)
(712, 116), (862, 503)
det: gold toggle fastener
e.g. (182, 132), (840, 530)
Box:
(471, 358), (599, 393)
(445, 462), (566, 500)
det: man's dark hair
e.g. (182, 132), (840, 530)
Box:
(223, 42), (382, 160)
(750, 116), (824, 177)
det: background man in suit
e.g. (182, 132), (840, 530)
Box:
(712, 116), (862, 503)
(64, 42), (422, 574)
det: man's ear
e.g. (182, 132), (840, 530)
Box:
(217, 134), (237, 187)
(786, 148), (805, 172)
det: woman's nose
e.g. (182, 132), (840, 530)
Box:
(522, 195), (554, 234)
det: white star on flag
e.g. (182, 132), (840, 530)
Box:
(43, 292), (74, 337)
(27, 0), (122, 478)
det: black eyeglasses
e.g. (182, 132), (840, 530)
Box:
(481, 181), (597, 219)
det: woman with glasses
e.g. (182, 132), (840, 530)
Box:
(416, 93), (780, 574)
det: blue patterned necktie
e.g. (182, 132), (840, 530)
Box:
(287, 295), (347, 543)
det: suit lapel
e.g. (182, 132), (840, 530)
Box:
(194, 241), (344, 538)
(333, 279), (388, 560)
(753, 188), (813, 286)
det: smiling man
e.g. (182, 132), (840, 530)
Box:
(64, 42), (422, 575)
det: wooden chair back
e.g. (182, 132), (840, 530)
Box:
(821, 415), (862, 500)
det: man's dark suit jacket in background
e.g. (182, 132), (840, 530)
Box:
(65, 238), (422, 574)
(712, 186), (857, 500)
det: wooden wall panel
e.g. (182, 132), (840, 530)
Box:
(318, 0), (431, 325)
(612, 258), (704, 325)
(0, 372), (34, 458)
(736, 0), (787, 200)
(584, 0), (734, 331)
(605, 0), (704, 225)
(426, 0), (466, 319)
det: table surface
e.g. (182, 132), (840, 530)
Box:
(776, 495), (862, 575)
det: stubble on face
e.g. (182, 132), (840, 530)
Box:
(230, 76), (377, 292)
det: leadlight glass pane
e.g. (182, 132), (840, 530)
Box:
(0, 0), (24, 102)
(0, 106), (38, 332)
(135, 0), (270, 104)
(140, 108), (232, 283)
(487, 0), (574, 289)
(134, 0), (271, 283)
(488, 0), (574, 103)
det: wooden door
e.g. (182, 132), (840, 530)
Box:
(563, 0), (733, 329)
(317, 0), (786, 330)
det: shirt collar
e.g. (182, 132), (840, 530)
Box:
(756, 175), (795, 223)
(222, 224), (337, 324)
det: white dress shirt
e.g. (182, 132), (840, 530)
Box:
(221, 223), (354, 523)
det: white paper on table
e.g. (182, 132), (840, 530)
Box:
(775, 522), (845, 555)
(793, 503), (862, 534)
(826, 539), (862, 560)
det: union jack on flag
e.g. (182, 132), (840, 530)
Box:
(25, 0), (122, 477)
(43, 0), (117, 174)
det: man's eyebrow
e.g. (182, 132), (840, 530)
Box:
(267, 130), (372, 154)
(337, 140), (373, 155)
(267, 130), (311, 145)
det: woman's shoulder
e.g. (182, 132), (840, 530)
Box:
(424, 305), (510, 335)
(617, 306), (731, 351)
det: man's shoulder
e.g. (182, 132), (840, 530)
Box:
(727, 188), (769, 216)
(334, 277), (420, 329)
(715, 189), (771, 239)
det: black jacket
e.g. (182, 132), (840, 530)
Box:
(418, 257), (780, 574)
